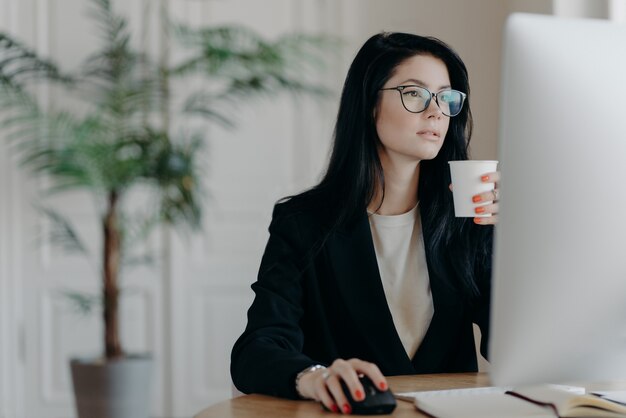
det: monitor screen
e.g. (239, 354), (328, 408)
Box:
(489, 13), (626, 386)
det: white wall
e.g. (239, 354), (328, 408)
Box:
(554, 0), (609, 18)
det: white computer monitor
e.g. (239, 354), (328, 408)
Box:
(489, 13), (626, 386)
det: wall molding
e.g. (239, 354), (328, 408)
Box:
(0, 25), (25, 418)
(0, 116), (19, 418)
(1, 0), (27, 415)
(41, 293), (75, 404)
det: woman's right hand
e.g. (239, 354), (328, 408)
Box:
(298, 358), (388, 414)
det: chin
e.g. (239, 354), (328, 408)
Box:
(417, 146), (443, 161)
(388, 143), (443, 162)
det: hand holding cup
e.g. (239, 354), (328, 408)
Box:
(448, 160), (500, 225)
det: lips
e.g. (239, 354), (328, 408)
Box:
(416, 129), (441, 139)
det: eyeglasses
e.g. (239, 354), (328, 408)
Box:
(379, 85), (467, 117)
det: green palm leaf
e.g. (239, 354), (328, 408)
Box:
(0, 32), (70, 90)
(172, 24), (334, 122)
(36, 205), (90, 256)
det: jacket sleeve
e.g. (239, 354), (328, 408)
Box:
(472, 228), (493, 361)
(230, 204), (322, 399)
(473, 283), (491, 361)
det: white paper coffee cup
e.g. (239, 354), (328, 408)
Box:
(448, 160), (498, 217)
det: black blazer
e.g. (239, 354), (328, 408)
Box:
(230, 195), (492, 399)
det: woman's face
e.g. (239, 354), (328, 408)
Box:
(375, 54), (451, 162)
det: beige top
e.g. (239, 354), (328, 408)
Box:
(368, 204), (434, 358)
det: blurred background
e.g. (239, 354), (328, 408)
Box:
(1, 0), (624, 417)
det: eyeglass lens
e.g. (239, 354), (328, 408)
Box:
(400, 86), (464, 116)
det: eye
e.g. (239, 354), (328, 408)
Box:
(402, 87), (428, 99)
(439, 91), (450, 100)
(438, 90), (461, 103)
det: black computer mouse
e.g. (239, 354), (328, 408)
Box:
(322, 375), (397, 415)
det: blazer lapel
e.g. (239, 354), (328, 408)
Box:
(325, 211), (415, 374)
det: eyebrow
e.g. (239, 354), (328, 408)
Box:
(400, 78), (451, 90)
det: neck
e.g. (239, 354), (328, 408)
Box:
(368, 150), (420, 216)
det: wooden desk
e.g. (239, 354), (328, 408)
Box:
(195, 373), (491, 418)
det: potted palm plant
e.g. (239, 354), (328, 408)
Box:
(0, 0), (330, 417)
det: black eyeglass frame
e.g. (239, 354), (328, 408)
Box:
(379, 85), (467, 117)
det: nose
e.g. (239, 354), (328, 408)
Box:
(424, 93), (443, 118)
(424, 93), (443, 119)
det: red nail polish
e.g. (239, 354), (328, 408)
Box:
(475, 206), (485, 214)
(474, 217), (482, 224)
(343, 403), (352, 414)
(379, 382), (387, 390)
(472, 195), (482, 203)
(355, 390), (364, 400)
(331, 404), (339, 413)
(481, 175), (490, 182)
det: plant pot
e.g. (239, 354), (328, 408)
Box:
(70, 354), (153, 418)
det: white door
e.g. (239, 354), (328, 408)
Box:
(166, 1), (345, 415)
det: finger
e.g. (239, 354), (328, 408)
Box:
(472, 189), (499, 204)
(449, 183), (453, 192)
(331, 359), (364, 402)
(474, 203), (498, 216)
(324, 373), (351, 414)
(347, 358), (388, 391)
(480, 171), (500, 183)
(474, 214), (498, 225)
(315, 381), (339, 414)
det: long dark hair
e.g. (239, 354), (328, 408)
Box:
(287, 32), (492, 299)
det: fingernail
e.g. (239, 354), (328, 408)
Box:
(474, 217), (482, 224)
(355, 390), (364, 400)
(379, 381), (387, 390)
(331, 404), (339, 413)
(475, 206), (485, 214)
(343, 403), (352, 414)
(472, 195), (482, 203)
(481, 175), (490, 182)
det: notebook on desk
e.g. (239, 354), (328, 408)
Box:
(396, 385), (626, 418)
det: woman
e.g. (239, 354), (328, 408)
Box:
(230, 32), (499, 414)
